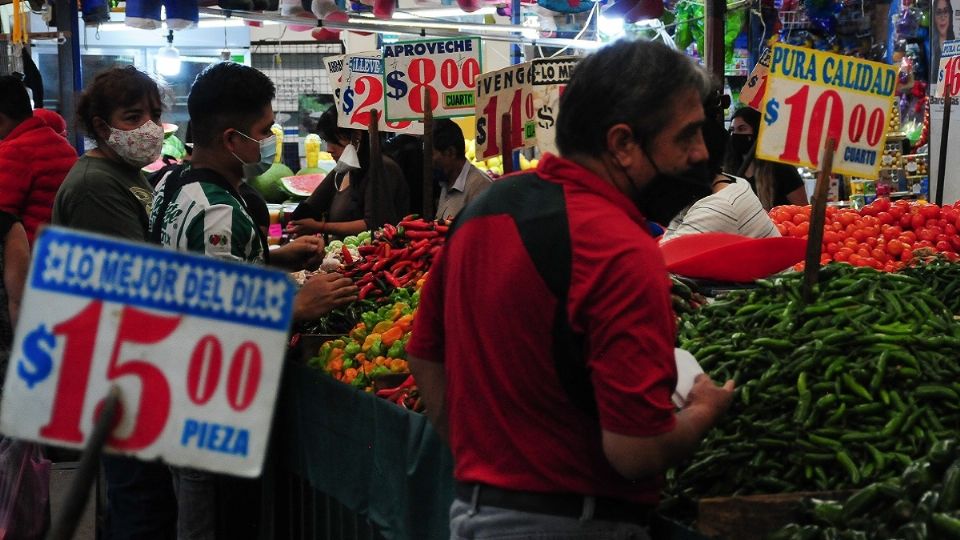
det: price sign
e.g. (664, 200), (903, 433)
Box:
(338, 52), (423, 135)
(474, 63), (536, 160)
(382, 37), (482, 122)
(326, 54), (346, 110)
(0, 228), (296, 477)
(756, 43), (897, 180)
(739, 47), (772, 111)
(531, 56), (577, 156)
(935, 40), (960, 98)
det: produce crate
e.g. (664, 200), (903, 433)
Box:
(696, 491), (851, 540)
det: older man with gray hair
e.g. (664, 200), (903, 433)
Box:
(408, 40), (736, 538)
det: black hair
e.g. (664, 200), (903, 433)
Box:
(0, 75), (34, 123)
(556, 40), (710, 157)
(76, 66), (162, 140)
(431, 119), (465, 157)
(188, 62), (275, 147)
(702, 82), (730, 176)
(314, 106), (353, 145)
(731, 106), (761, 134)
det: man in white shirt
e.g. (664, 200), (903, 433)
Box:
(432, 119), (492, 220)
(662, 174), (780, 241)
(662, 89), (778, 242)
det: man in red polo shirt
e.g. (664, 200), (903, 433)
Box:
(408, 40), (735, 537)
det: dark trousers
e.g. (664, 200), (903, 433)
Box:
(102, 455), (177, 540)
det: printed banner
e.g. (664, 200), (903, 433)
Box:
(0, 228), (296, 477)
(474, 62), (536, 160)
(382, 37), (482, 122)
(338, 52), (423, 135)
(756, 43), (898, 179)
(530, 56), (577, 156)
(739, 47), (772, 111)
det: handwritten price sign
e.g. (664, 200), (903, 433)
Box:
(0, 228), (296, 477)
(474, 63), (536, 160)
(739, 47), (771, 111)
(382, 37), (482, 122)
(756, 43), (897, 179)
(935, 40), (960, 98)
(531, 57), (577, 156)
(338, 52), (423, 135)
(326, 54), (346, 110)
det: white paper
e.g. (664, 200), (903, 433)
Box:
(672, 348), (705, 408)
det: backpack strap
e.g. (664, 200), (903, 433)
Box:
(149, 165), (186, 245)
(451, 173), (596, 416)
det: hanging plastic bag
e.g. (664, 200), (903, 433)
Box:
(0, 438), (51, 540)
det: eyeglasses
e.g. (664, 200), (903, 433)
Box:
(936, 8), (952, 17)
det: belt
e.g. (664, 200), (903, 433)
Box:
(455, 482), (653, 526)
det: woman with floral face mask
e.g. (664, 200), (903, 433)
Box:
(53, 66), (166, 243)
(51, 66), (178, 540)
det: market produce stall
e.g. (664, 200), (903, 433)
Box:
(268, 217), (453, 540)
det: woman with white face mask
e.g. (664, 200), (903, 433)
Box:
(51, 66), (178, 540)
(52, 66), (166, 243)
(287, 107), (409, 240)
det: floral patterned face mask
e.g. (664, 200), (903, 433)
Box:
(105, 120), (164, 168)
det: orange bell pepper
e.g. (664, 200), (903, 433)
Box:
(381, 326), (404, 347)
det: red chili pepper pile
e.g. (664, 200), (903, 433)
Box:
(375, 374), (423, 411)
(343, 216), (451, 299)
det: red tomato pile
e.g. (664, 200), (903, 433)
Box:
(770, 198), (960, 271)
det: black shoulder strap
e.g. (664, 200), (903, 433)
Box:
(452, 173), (596, 416)
(150, 166), (186, 245)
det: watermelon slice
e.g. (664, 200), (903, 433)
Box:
(280, 173), (326, 198)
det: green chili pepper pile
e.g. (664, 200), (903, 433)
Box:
(670, 275), (707, 318)
(668, 264), (960, 501)
(769, 440), (960, 540)
(900, 255), (960, 314)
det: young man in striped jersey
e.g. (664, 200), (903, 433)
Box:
(151, 61), (357, 539)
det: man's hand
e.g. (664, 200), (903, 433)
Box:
(601, 373), (734, 480)
(270, 235), (326, 271)
(683, 374), (735, 427)
(286, 218), (323, 238)
(293, 272), (358, 322)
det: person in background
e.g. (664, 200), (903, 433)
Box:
(724, 107), (808, 210)
(150, 120), (322, 272)
(0, 75), (78, 244)
(287, 107), (408, 239)
(0, 212), (29, 392)
(662, 89), (779, 241)
(933, 0), (956, 74)
(151, 62), (357, 540)
(52, 65), (177, 540)
(33, 108), (68, 138)
(383, 133), (427, 216)
(432, 119), (492, 220)
(408, 41), (734, 538)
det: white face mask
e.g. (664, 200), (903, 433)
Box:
(105, 120), (164, 168)
(333, 143), (361, 173)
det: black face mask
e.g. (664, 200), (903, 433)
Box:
(433, 167), (446, 186)
(730, 133), (755, 157)
(633, 160), (713, 226)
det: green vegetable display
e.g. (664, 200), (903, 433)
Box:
(769, 440), (960, 540)
(668, 264), (960, 503)
(900, 255), (960, 314)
